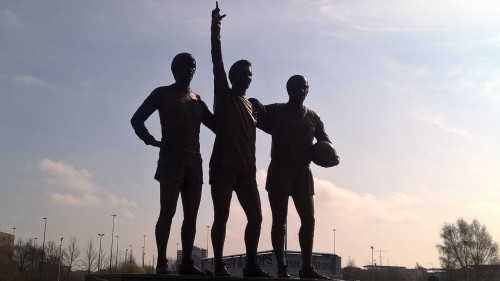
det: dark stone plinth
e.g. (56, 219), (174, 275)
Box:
(85, 273), (323, 281)
(86, 274), (222, 281)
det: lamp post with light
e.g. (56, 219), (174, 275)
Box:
(115, 235), (119, 273)
(41, 218), (47, 266)
(125, 248), (129, 270)
(129, 245), (133, 263)
(333, 228), (336, 255)
(98, 234), (105, 272)
(142, 235), (146, 270)
(206, 226), (210, 258)
(109, 214), (116, 272)
(57, 237), (63, 281)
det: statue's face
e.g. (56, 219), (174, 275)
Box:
(173, 56), (196, 83)
(287, 76), (309, 103)
(232, 65), (252, 91)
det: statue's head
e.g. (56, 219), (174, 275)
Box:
(229, 59), (252, 92)
(287, 75), (309, 104)
(171, 53), (196, 83)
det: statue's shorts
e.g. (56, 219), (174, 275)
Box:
(154, 163), (203, 189)
(265, 160), (314, 196)
(209, 166), (257, 190)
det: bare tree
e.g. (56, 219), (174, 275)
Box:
(342, 258), (361, 281)
(64, 236), (81, 275)
(13, 238), (30, 272)
(167, 256), (177, 272)
(437, 218), (500, 281)
(99, 251), (108, 272)
(29, 239), (41, 275)
(82, 238), (98, 274)
(44, 240), (59, 264)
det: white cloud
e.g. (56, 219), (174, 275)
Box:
(39, 159), (97, 193)
(38, 159), (137, 215)
(104, 191), (138, 209)
(314, 178), (423, 224)
(446, 62), (500, 104)
(0, 74), (48, 88)
(47, 192), (101, 207)
(411, 106), (486, 144)
(317, 0), (500, 31)
(315, 0), (500, 57)
(11, 74), (48, 87)
(257, 170), (423, 225)
(0, 9), (20, 28)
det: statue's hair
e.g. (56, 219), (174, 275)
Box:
(286, 75), (306, 92)
(229, 59), (252, 84)
(171, 52), (195, 74)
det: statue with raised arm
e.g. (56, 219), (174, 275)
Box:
(208, 2), (271, 278)
(256, 75), (338, 279)
(131, 53), (214, 276)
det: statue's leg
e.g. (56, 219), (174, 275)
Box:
(156, 179), (181, 264)
(292, 194), (315, 269)
(210, 182), (233, 270)
(268, 191), (289, 269)
(180, 182), (202, 264)
(235, 184), (263, 267)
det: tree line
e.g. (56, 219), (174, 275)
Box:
(1, 236), (177, 281)
(3, 217), (498, 281)
(342, 218), (499, 281)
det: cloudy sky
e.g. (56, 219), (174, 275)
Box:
(2, 0), (500, 269)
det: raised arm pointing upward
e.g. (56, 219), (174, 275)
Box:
(208, 2), (270, 278)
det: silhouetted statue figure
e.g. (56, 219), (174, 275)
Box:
(131, 53), (214, 276)
(255, 75), (335, 280)
(209, 2), (271, 278)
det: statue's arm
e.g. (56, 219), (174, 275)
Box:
(211, 2), (229, 101)
(314, 113), (339, 165)
(130, 89), (162, 147)
(250, 98), (272, 134)
(200, 98), (216, 133)
(314, 113), (331, 143)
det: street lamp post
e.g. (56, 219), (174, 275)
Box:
(125, 248), (128, 270)
(11, 227), (16, 245)
(10, 227), (16, 258)
(206, 226), (210, 258)
(41, 218), (47, 266)
(110, 214), (116, 272)
(31, 238), (38, 275)
(371, 246), (374, 281)
(285, 221), (288, 251)
(98, 234), (105, 272)
(57, 237), (63, 281)
(142, 235), (146, 270)
(115, 235), (119, 273)
(371, 246), (374, 267)
(333, 229), (336, 255)
(129, 245), (133, 263)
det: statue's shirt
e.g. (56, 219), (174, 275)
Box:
(209, 19), (257, 172)
(260, 103), (330, 166)
(131, 85), (214, 167)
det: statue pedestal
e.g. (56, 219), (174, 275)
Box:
(85, 273), (329, 281)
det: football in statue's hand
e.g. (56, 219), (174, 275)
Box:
(311, 141), (339, 168)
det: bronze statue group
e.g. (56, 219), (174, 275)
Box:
(131, 3), (339, 280)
